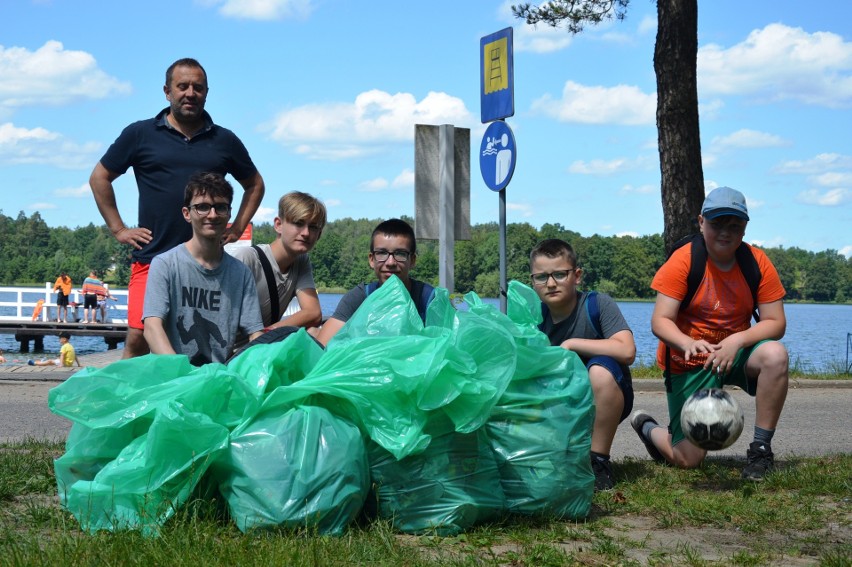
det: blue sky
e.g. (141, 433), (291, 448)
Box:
(2, 0), (850, 256)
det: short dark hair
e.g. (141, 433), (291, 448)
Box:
(59, 331), (71, 340)
(165, 58), (207, 87)
(529, 238), (579, 268)
(371, 218), (417, 254)
(183, 172), (234, 207)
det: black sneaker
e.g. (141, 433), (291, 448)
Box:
(591, 456), (614, 492)
(742, 442), (774, 481)
(630, 410), (666, 463)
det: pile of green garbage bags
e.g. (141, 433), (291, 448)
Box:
(49, 277), (594, 536)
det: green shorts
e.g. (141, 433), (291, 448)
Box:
(666, 340), (773, 446)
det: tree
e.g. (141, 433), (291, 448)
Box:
(514, 0), (704, 253)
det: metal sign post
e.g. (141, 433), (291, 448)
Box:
(480, 27), (515, 314)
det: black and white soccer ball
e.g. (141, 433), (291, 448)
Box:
(680, 388), (744, 450)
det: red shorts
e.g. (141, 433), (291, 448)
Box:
(127, 262), (151, 330)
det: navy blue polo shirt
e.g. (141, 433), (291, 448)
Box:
(100, 108), (258, 263)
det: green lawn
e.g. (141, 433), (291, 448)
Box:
(1, 439), (849, 566)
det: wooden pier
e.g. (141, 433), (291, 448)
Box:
(0, 320), (127, 352)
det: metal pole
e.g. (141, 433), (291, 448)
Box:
(499, 188), (507, 314)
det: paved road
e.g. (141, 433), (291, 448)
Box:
(2, 360), (850, 459)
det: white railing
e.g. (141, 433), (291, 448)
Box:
(0, 283), (128, 324)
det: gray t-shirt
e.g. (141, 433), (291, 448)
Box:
(229, 244), (316, 327)
(539, 291), (631, 355)
(143, 244), (264, 365)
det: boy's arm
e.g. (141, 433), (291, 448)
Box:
(651, 292), (719, 363)
(315, 317), (344, 347)
(143, 317), (177, 355)
(277, 289), (322, 329)
(559, 329), (636, 366)
(710, 300), (786, 373)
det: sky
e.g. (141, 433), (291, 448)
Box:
(2, 0), (850, 256)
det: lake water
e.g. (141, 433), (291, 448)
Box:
(2, 289), (850, 373)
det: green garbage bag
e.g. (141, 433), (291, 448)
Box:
(49, 354), (260, 430)
(226, 328), (325, 397)
(368, 413), (505, 535)
(484, 281), (595, 519)
(269, 279), (516, 460)
(56, 401), (229, 534)
(214, 404), (369, 534)
(49, 356), (261, 533)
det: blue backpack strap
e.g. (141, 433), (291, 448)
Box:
(365, 281), (379, 296)
(584, 291), (604, 339)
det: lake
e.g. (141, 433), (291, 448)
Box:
(2, 289), (850, 373)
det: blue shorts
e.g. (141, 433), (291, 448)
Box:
(586, 355), (634, 422)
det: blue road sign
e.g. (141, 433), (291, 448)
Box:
(480, 27), (514, 123)
(480, 121), (516, 192)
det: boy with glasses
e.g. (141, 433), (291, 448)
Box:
(530, 239), (636, 491)
(230, 191), (326, 332)
(315, 218), (435, 346)
(143, 172), (263, 365)
(631, 186), (788, 481)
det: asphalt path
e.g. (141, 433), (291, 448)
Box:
(1, 369), (851, 461)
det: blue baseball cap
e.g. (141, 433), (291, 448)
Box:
(702, 186), (749, 221)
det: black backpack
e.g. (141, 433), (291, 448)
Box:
(664, 234), (762, 380)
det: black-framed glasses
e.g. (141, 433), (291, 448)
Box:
(531, 269), (576, 286)
(189, 203), (231, 216)
(371, 249), (411, 263)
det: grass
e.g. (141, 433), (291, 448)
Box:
(629, 362), (851, 381)
(0, 440), (849, 566)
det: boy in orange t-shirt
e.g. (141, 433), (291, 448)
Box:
(631, 186), (789, 481)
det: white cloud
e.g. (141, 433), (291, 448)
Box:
(0, 41), (131, 110)
(774, 153), (852, 174)
(812, 172), (852, 187)
(29, 202), (57, 211)
(616, 230), (640, 238)
(637, 15), (656, 36)
(54, 183), (91, 198)
(620, 183), (656, 194)
(325, 198), (342, 207)
(0, 122), (100, 169)
(392, 169), (414, 188)
(200, 0), (313, 20)
(514, 23), (573, 53)
(698, 23), (852, 107)
(507, 202), (534, 217)
(266, 90), (474, 160)
(710, 129), (790, 150)
(839, 245), (852, 258)
(359, 177), (389, 192)
(568, 156), (654, 175)
(252, 205), (277, 223)
(531, 81), (656, 125)
(796, 188), (850, 206)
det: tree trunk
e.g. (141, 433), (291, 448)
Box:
(655, 0), (704, 254)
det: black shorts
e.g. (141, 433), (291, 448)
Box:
(84, 294), (98, 309)
(56, 292), (69, 307)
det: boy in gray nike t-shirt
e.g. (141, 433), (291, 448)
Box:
(143, 172), (263, 365)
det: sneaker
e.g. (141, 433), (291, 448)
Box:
(742, 442), (774, 481)
(630, 410), (666, 463)
(591, 456), (614, 492)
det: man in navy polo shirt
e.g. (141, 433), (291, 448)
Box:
(89, 57), (265, 359)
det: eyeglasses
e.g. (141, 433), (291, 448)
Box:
(371, 249), (412, 263)
(189, 203), (231, 216)
(531, 269), (576, 286)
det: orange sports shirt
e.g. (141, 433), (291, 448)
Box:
(651, 242), (786, 374)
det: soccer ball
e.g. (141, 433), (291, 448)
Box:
(680, 388), (744, 450)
